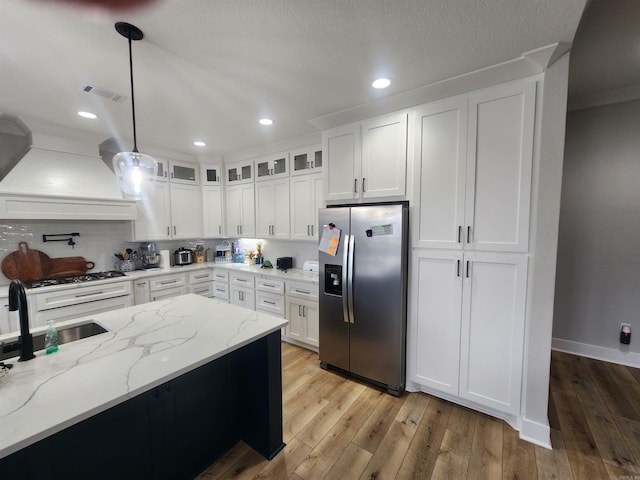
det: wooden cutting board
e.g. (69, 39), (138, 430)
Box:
(1, 242), (52, 282)
(46, 257), (96, 278)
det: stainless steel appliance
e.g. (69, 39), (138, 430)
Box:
(318, 202), (408, 395)
(140, 242), (160, 269)
(174, 248), (193, 265)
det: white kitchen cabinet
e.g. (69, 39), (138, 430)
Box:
(255, 151), (289, 181)
(290, 145), (322, 176)
(226, 159), (253, 185)
(230, 272), (255, 310)
(202, 185), (224, 238)
(149, 272), (187, 301)
(290, 173), (323, 241)
(0, 296), (13, 334)
(200, 164), (222, 186)
(169, 160), (199, 185)
(212, 269), (229, 302)
(188, 269), (214, 298)
(286, 298), (319, 348)
(133, 180), (172, 241)
(360, 112), (408, 199)
(170, 183), (202, 239)
(323, 112), (407, 202)
(409, 249), (527, 415)
(133, 278), (151, 305)
(255, 178), (290, 239)
(226, 183), (255, 237)
(414, 79), (535, 252)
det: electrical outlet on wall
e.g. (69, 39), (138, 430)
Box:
(620, 323), (632, 345)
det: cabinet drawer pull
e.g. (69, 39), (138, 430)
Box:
(194, 288), (208, 294)
(263, 284), (276, 288)
(136, 282), (147, 287)
(159, 280), (178, 285)
(294, 289), (310, 295)
(215, 288), (225, 293)
(264, 300), (276, 305)
(193, 274), (209, 279)
(75, 291), (102, 298)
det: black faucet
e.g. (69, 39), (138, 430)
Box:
(8, 280), (35, 362)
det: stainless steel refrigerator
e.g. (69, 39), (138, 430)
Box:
(318, 202), (408, 395)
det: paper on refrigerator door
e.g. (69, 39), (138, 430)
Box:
(318, 224), (341, 256)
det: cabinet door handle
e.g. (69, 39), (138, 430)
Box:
(466, 226), (471, 244)
(354, 178), (358, 194)
(458, 226), (462, 243)
(240, 225), (243, 235)
(307, 161), (310, 168)
(362, 177), (366, 192)
(311, 161), (314, 168)
(167, 226), (170, 236)
(219, 225), (222, 234)
(466, 261), (470, 278)
(307, 225), (310, 236)
(456, 260), (461, 277)
(173, 226), (177, 235)
(170, 172), (174, 179)
(298, 305), (302, 316)
(302, 305), (306, 317)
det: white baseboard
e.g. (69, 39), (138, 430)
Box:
(519, 417), (551, 449)
(552, 338), (640, 368)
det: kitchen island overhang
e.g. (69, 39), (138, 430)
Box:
(0, 294), (287, 479)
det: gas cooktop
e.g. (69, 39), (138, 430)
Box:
(26, 271), (126, 289)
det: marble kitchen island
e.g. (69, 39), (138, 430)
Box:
(0, 294), (287, 479)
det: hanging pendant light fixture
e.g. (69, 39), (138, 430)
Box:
(112, 21), (158, 199)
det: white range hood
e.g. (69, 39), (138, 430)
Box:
(0, 132), (137, 220)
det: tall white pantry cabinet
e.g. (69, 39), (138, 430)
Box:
(407, 78), (536, 418)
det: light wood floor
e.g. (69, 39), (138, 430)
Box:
(196, 344), (640, 479)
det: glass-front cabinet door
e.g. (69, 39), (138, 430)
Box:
(290, 145), (322, 176)
(255, 151), (289, 181)
(169, 160), (199, 185)
(200, 164), (221, 185)
(226, 160), (253, 184)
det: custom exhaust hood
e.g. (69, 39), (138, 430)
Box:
(0, 118), (137, 220)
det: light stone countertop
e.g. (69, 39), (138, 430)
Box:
(0, 294), (287, 460)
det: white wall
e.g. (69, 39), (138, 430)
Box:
(552, 98), (640, 366)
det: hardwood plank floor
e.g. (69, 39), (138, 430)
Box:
(197, 345), (640, 480)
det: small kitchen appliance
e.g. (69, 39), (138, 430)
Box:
(174, 247), (193, 265)
(140, 242), (160, 269)
(276, 257), (293, 271)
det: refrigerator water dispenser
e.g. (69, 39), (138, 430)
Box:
(324, 264), (342, 296)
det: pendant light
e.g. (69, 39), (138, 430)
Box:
(112, 22), (158, 199)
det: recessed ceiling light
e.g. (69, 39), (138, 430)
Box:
(372, 78), (391, 89)
(78, 111), (97, 119)
(193, 141), (206, 147)
(259, 118), (274, 126)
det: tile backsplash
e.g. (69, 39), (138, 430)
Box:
(0, 220), (319, 286)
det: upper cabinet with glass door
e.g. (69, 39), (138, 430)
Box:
(168, 160), (199, 185)
(255, 151), (289, 181)
(226, 159), (254, 185)
(200, 164), (222, 186)
(290, 145), (322, 176)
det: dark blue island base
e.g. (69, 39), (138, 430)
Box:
(1, 331), (284, 480)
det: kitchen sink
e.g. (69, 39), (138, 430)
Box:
(0, 321), (109, 362)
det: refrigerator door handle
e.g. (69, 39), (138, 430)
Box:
(347, 234), (355, 324)
(342, 234), (350, 324)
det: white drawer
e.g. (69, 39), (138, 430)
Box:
(230, 273), (254, 288)
(256, 277), (285, 295)
(189, 283), (213, 297)
(213, 282), (229, 300)
(34, 296), (133, 326)
(151, 285), (187, 301)
(286, 281), (318, 301)
(34, 281), (133, 311)
(256, 291), (285, 317)
(189, 270), (214, 284)
(149, 273), (186, 292)
(212, 270), (229, 283)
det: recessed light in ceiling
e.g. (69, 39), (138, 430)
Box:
(259, 118), (274, 126)
(372, 78), (391, 89)
(194, 141), (206, 147)
(78, 111), (97, 119)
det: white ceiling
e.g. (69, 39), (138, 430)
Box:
(0, 0), (588, 158)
